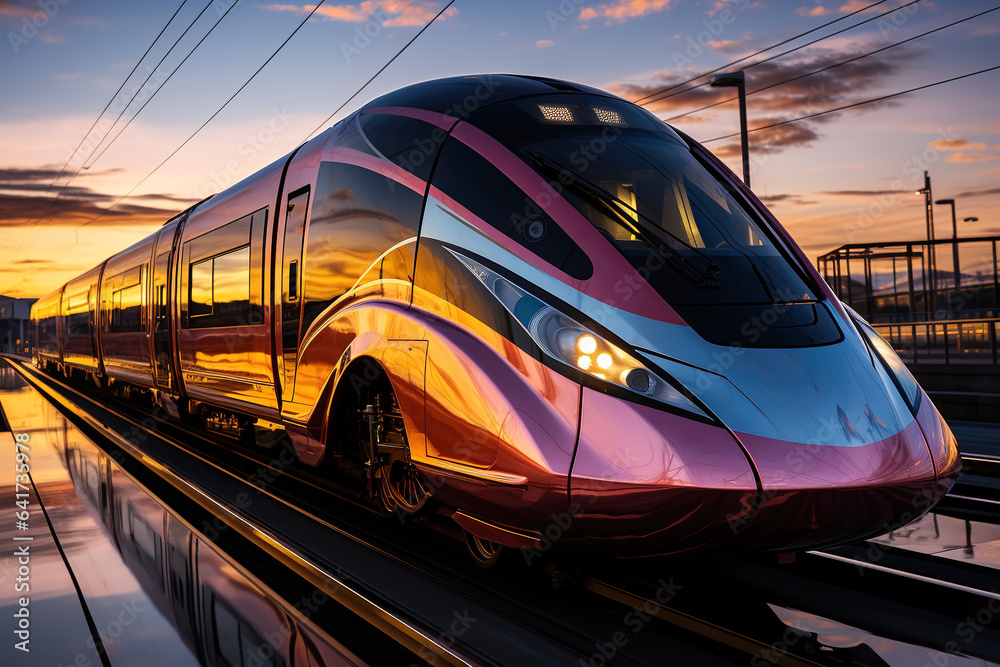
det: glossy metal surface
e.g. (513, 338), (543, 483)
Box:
(178, 156), (285, 416)
(101, 234), (157, 387)
(571, 387), (758, 555)
(60, 264), (102, 373)
(27, 74), (961, 556)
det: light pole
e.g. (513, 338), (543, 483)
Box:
(935, 198), (960, 292)
(711, 71), (749, 188)
(915, 171), (936, 300)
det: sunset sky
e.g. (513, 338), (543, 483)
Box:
(2, 0), (998, 299)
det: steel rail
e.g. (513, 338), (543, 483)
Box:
(9, 358), (479, 667)
(808, 551), (1000, 602)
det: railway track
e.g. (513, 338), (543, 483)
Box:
(8, 356), (1000, 666)
(7, 358), (758, 665)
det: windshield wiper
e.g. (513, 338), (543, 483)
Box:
(529, 151), (719, 289)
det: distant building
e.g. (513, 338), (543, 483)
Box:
(0, 295), (36, 357)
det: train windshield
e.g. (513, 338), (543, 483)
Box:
(469, 95), (819, 307)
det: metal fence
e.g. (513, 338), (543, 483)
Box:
(873, 318), (999, 365)
(818, 236), (1000, 323)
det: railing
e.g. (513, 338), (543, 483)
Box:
(873, 318), (1000, 365)
(818, 235), (1000, 323)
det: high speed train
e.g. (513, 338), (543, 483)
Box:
(31, 74), (961, 563)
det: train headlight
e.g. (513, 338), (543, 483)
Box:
(452, 251), (708, 418)
(845, 305), (920, 412)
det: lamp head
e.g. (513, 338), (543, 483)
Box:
(934, 198), (955, 206)
(710, 71), (745, 87)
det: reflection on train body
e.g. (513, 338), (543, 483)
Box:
(62, 437), (356, 667)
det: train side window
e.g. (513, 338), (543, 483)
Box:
(213, 246), (252, 317)
(190, 259), (214, 317)
(181, 209), (266, 329)
(106, 266), (146, 333)
(430, 138), (594, 280)
(67, 290), (89, 335)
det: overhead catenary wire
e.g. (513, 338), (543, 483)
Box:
(73, 0), (199, 171)
(18, 1), (232, 265)
(53, 0), (456, 260)
(699, 64), (1000, 144)
(630, 0), (895, 106)
(10, 0), (191, 263)
(46, 0), (329, 261)
(663, 5), (1000, 123)
(302, 0), (457, 142)
(81, 0), (241, 169)
(636, 0), (926, 109)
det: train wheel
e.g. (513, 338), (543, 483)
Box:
(338, 360), (432, 516)
(380, 452), (430, 515)
(464, 531), (505, 569)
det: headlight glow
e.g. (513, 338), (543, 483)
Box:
(577, 335), (597, 354)
(451, 251), (708, 418)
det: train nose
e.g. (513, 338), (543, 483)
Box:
(568, 387), (953, 555)
(727, 413), (941, 551)
(568, 388), (759, 556)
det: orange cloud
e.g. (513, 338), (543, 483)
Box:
(839, 0), (880, 12)
(0, 167), (192, 228)
(928, 139), (987, 151)
(946, 153), (1000, 163)
(579, 0), (672, 23)
(708, 39), (743, 52)
(535, 39), (554, 48)
(797, 6), (832, 16)
(0, 1), (36, 19)
(614, 42), (919, 157)
(261, 1), (457, 27)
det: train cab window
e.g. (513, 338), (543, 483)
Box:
(430, 138), (594, 280)
(181, 208), (266, 329)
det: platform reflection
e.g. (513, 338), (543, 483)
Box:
(0, 372), (355, 666)
(871, 511), (1000, 568)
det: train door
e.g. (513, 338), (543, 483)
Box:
(151, 221), (179, 390)
(88, 268), (104, 380)
(280, 187), (310, 401)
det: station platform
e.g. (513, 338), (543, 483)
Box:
(0, 365), (363, 667)
(0, 367), (201, 666)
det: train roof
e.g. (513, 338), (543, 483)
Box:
(363, 74), (617, 119)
